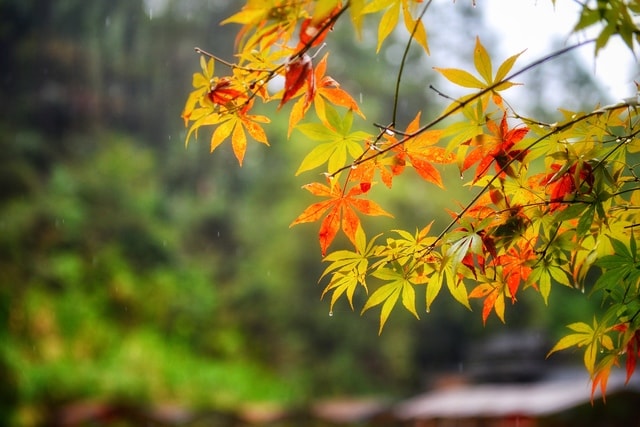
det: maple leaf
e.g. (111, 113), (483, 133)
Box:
(235, 47), (290, 102)
(288, 53), (365, 136)
(295, 107), (370, 177)
(290, 180), (392, 255)
(279, 53), (315, 110)
(183, 57), (254, 148)
(462, 113), (529, 183)
(444, 216), (494, 276)
(297, 2), (342, 49)
(591, 358), (614, 403)
(361, 0), (429, 54)
(444, 37), (523, 91)
(348, 146), (397, 189)
(207, 76), (249, 110)
(362, 267), (420, 334)
(469, 281), (506, 325)
(209, 107), (270, 166)
(321, 225), (380, 312)
(539, 161), (595, 211)
(434, 37), (523, 108)
(612, 324), (640, 386)
(182, 56), (215, 128)
(393, 112), (455, 187)
(494, 241), (535, 302)
(548, 319), (613, 374)
(221, 0), (305, 49)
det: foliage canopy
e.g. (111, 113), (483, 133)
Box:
(182, 0), (640, 397)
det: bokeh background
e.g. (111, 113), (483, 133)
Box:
(1, 0), (636, 425)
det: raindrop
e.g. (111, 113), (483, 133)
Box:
(359, 93), (363, 104)
(105, 17), (111, 27)
(329, 311), (334, 317)
(217, 231), (220, 237)
(460, 173), (464, 180)
(322, 172), (333, 180)
(351, 164), (358, 170)
(426, 307), (430, 313)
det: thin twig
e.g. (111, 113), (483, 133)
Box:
(391, 0), (434, 126)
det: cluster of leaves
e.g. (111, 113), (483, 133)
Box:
(183, 0), (640, 397)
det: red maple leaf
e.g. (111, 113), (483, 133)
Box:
(462, 113), (529, 183)
(539, 161), (594, 211)
(279, 53), (315, 109)
(297, 3), (341, 49)
(612, 323), (640, 385)
(290, 179), (392, 255)
(207, 77), (248, 108)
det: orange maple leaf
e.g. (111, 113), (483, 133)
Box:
(297, 3), (341, 49)
(221, 1), (303, 50)
(288, 53), (364, 135)
(392, 112), (454, 187)
(469, 282), (505, 325)
(290, 180), (392, 255)
(591, 362), (613, 403)
(349, 147), (397, 189)
(210, 106), (270, 166)
(494, 241), (534, 302)
(462, 113), (529, 183)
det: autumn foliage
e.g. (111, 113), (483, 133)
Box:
(182, 0), (640, 398)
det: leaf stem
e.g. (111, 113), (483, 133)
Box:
(391, 0), (434, 127)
